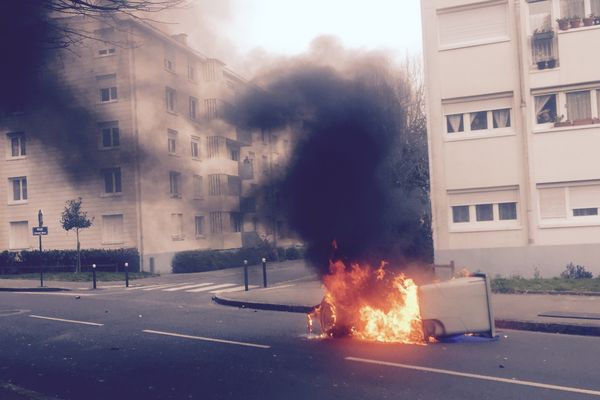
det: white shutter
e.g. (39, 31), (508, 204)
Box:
(570, 185), (600, 209)
(539, 187), (566, 218)
(447, 188), (518, 206)
(438, 2), (509, 48)
(9, 221), (29, 249)
(102, 214), (123, 244)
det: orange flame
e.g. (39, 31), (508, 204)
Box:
(309, 260), (424, 344)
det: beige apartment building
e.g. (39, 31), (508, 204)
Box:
(0, 16), (292, 273)
(421, 0), (600, 277)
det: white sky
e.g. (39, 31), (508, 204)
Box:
(227, 0), (423, 58)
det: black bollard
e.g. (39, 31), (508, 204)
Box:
(262, 257), (267, 288)
(40, 266), (44, 288)
(124, 262), (129, 288)
(92, 264), (97, 289)
(243, 260), (249, 291)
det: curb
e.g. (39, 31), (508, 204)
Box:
(212, 295), (316, 314)
(0, 287), (70, 292)
(495, 290), (600, 297)
(495, 319), (600, 337)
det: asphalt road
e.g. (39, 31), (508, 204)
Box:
(1, 266), (600, 400)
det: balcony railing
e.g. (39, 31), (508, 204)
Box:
(531, 31), (559, 70)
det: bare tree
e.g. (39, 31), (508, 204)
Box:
(60, 198), (93, 273)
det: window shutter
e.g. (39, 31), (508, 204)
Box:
(438, 3), (509, 48)
(570, 185), (600, 209)
(539, 187), (566, 218)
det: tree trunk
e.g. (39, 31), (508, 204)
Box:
(76, 228), (81, 273)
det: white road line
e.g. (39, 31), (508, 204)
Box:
(256, 284), (295, 291)
(142, 329), (270, 349)
(29, 315), (104, 327)
(210, 285), (259, 293)
(142, 283), (190, 291)
(126, 283), (182, 291)
(345, 356), (600, 397)
(186, 283), (237, 293)
(16, 292), (95, 297)
(163, 282), (214, 292)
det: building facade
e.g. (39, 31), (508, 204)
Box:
(421, 0), (600, 277)
(0, 16), (292, 273)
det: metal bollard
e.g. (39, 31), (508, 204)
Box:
(124, 262), (129, 288)
(243, 260), (249, 291)
(92, 264), (97, 289)
(40, 266), (44, 288)
(262, 257), (267, 288)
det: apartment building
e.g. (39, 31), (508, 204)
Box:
(421, 0), (600, 277)
(0, 16), (292, 273)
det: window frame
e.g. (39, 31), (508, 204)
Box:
(191, 137), (200, 159)
(100, 86), (118, 103)
(533, 88), (600, 130)
(165, 87), (177, 113)
(194, 215), (205, 238)
(7, 132), (26, 159)
(99, 122), (120, 149)
(449, 201), (520, 232)
(101, 167), (122, 195)
(169, 171), (182, 198)
(444, 108), (513, 139)
(8, 176), (28, 204)
(167, 129), (178, 155)
(538, 183), (600, 227)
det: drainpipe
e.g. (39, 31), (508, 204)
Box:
(127, 23), (145, 270)
(513, 0), (535, 246)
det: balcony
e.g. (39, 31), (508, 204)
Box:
(531, 30), (559, 70)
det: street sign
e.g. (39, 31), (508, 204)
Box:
(32, 226), (48, 236)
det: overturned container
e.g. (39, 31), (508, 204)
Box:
(419, 273), (495, 338)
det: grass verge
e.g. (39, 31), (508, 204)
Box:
(491, 277), (600, 294)
(0, 272), (158, 282)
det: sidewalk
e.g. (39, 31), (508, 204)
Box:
(213, 279), (600, 337)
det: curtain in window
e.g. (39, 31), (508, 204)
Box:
(447, 114), (462, 133)
(534, 95), (553, 123)
(566, 91), (591, 122)
(493, 109), (510, 128)
(560, 0), (585, 18)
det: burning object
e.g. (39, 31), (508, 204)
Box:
(309, 261), (495, 343)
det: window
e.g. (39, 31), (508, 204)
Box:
(229, 147), (240, 161)
(437, 2), (509, 49)
(210, 211), (224, 234)
(99, 122), (119, 149)
(171, 213), (184, 240)
(98, 74), (117, 103)
(573, 208), (598, 216)
(168, 129), (177, 155)
(475, 204), (494, 221)
(202, 60), (218, 81)
(193, 175), (203, 199)
(560, 0), (585, 18)
(448, 188), (520, 228)
(169, 171), (181, 197)
(102, 168), (122, 194)
(98, 47), (116, 56)
(470, 112), (488, 131)
(499, 202), (518, 220)
(534, 94), (557, 124)
(166, 87), (176, 112)
(194, 216), (205, 237)
(9, 221), (29, 249)
(164, 46), (175, 72)
(535, 89), (600, 127)
(207, 136), (226, 158)
(9, 177), (27, 202)
(446, 114), (464, 133)
(100, 87), (118, 102)
(446, 109), (511, 135)
(188, 62), (196, 81)
(208, 174), (224, 196)
(7, 132), (26, 157)
(539, 183), (600, 223)
(566, 91), (592, 123)
(191, 138), (200, 159)
(452, 206), (470, 223)
(230, 212), (242, 233)
(102, 214), (123, 244)
(204, 98), (217, 119)
(189, 97), (198, 120)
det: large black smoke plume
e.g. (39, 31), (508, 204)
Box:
(231, 46), (431, 274)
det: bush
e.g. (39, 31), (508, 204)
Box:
(560, 262), (593, 279)
(172, 242), (305, 273)
(0, 249), (140, 273)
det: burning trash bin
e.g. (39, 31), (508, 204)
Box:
(309, 261), (495, 342)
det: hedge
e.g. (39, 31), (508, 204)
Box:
(172, 245), (305, 273)
(0, 248), (140, 273)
